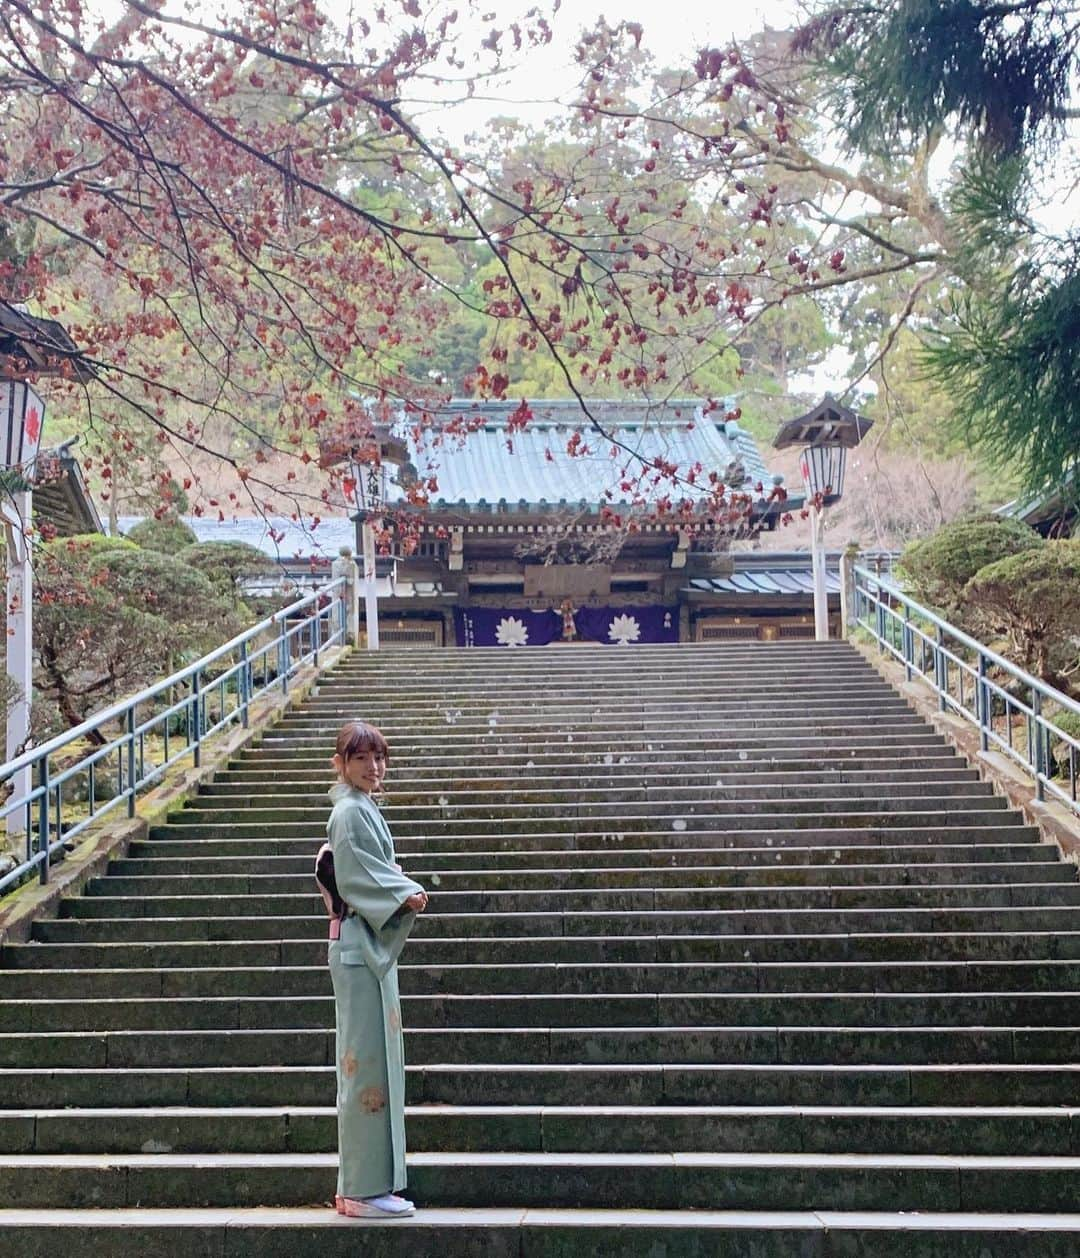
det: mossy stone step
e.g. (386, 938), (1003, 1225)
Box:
(119, 840), (1049, 870)
(3, 1104), (1078, 1157)
(9, 1063), (1080, 1110)
(7, 1207), (1080, 1258)
(203, 765), (980, 792)
(4, 1024), (1079, 1069)
(151, 809), (1023, 840)
(37, 905), (1080, 944)
(11, 956), (1080, 1001)
(89, 861), (1070, 900)
(109, 846), (1058, 878)
(2, 1150), (1080, 1212)
(9, 989), (1080, 1034)
(186, 780), (996, 810)
(18, 928), (1080, 971)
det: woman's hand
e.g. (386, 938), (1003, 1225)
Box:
(403, 890), (428, 914)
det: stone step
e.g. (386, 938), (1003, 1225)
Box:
(276, 704), (919, 733)
(236, 739), (960, 769)
(291, 682), (910, 706)
(90, 861), (1071, 899)
(2, 1103), (1078, 1157)
(7, 1062), (1080, 1110)
(9, 990), (1080, 1034)
(297, 685), (904, 710)
(1, 1149), (1079, 1212)
(319, 656), (878, 682)
(312, 664), (894, 688)
(17, 929), (1080, 969)
(4, 1023), (1076, 1070)
(62, 883), (1080, 925)
(40, 902), (1080, 942)
(315, 672), (893, 694)
(9, 957), (1080, 1001)
(130, 828), (1044, 860)
(257, 725), (939, 752)
(168, 789), (1009, 822)
(7, 1207), (1080, 1258)
(141, 825), (1041, 855)
(190, 778), (999, 809)
(151, 808), (1023, 839)
(114, 841), (1056, 876)
(205, 764), (981, 791)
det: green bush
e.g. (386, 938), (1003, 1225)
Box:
(36, 534), (239, 727)
(177, 541), (279, 596)
(964, 540), (1080, 685)
(899, 515), (1044, 616)
(127, 515), (198, 553)
(1050, 709), (1080, 774)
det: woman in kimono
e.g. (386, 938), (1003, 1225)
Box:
(323, 719), (428, 1219)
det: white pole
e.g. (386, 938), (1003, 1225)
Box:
(362, 516), (380, 651)
(810, 505), (829, 642)
(5, 490), (33, 836)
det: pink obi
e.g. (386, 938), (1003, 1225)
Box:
(328, 917), (342, 941)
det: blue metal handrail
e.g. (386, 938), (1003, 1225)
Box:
(0, 579), (348, 898)
(854, 565), (1080, 820)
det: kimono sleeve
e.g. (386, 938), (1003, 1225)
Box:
(330, 801), (423, 931)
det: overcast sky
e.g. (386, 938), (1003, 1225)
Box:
(399, 0), (804, 142)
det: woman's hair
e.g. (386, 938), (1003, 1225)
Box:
(334, 720), (390, 765)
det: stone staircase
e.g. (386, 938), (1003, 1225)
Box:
(3, 641), (1080, 1255)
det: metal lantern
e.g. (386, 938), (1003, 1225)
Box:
(775, 394), (872, 505)
(349, 456), (387, 513)
(0, 380), (45, 472)
(798, 442), (848, 500)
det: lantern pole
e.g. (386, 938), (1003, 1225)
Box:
(362, 514), (380, 653)
(810, 501), (829, 641)
(354, 461), (385, 652)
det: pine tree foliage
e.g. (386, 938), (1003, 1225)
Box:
(796, 0), (1080, 157)
(797, 0), (1080, 491)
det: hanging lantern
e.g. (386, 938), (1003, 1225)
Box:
(798, 443), (848, 500)
(774, 395), (872, 506)
(349, 455), (387, 513)
(0, 381), (45, 472)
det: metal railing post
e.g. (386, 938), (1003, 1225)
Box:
(240, 639), (250, 729)
(934, 626), (947, 712)
(192, 672), (203, 769)
(977, 653), (989, 752)
(1032, 690), (1046, 801)
(313, 601), (322, 667)
(126, 706), (137, 818)
(38, 759), (50, 885)
(902, 605), (912, 681)
(279, 626), (290, 695)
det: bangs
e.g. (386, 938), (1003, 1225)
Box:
(335, 720), (390, 764)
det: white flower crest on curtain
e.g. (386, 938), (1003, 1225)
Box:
(495, 616), (529, 647)
(608, 614), (641, 645)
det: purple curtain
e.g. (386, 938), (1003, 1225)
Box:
(573, 605), (679, 645)
(454, 607), (562, 647)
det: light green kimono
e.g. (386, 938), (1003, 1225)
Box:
(326, 783), (423, 1199)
